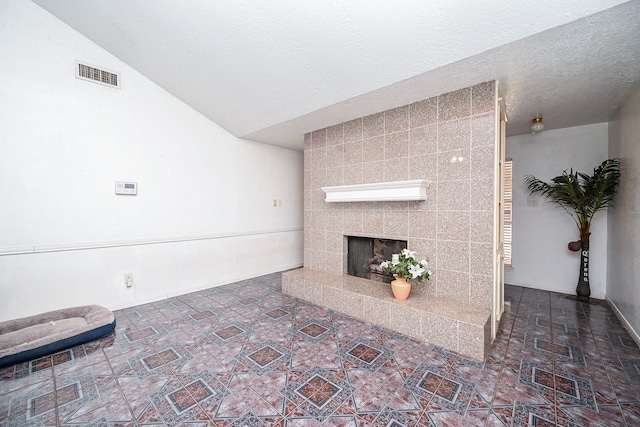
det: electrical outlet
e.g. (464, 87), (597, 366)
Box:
(124, 273), (133, 288)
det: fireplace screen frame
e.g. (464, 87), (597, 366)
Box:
(346, 236), (408, 283)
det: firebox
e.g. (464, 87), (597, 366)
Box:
(346, 236), (407, 283)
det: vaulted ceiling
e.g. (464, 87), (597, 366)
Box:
(33, 0), (640, 150)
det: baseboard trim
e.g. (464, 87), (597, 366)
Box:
(109, 264), (303, 312)
(504, 279), (606, 300)
(606, 296), (640, 348)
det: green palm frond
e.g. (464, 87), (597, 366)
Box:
(524, 159), (620, 236)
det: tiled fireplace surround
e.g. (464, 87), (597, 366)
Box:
(283, 81), (497, 361)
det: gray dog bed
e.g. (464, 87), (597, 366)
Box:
(0, 305), (116, 368)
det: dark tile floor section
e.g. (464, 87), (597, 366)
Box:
(1, 272), (639, 426)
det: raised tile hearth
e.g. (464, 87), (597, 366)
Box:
(282, 268), (492, 361)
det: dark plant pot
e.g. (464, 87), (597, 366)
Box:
(568, 241), (581, 252)
(575, 234), (591, 301)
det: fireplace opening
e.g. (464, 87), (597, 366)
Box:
(347, 236), (407, 283)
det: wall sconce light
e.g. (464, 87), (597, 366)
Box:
(530, 116), (544, 134)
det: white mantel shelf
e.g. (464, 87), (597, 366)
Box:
(321, 180), (430, 202)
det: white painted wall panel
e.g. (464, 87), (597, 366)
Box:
(505, 123), (609, 298)
(0, 1), (303, 321)
(607, 85), (640, 342)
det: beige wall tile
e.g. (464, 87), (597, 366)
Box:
(438, 150), (470, 182)
(436, 210), (470, 242)
(311, 169), (327, 192)
(326, 144), (345, 168)
(363, 297), (392, 330)
(410, 97), (438, 128)
(383, 201), (409, 211)
(437, 240), (470, 274)
(424, 313), (458, 351)
(344, 118), (363, 142)
(385, 105), (409, 134)
(363, 160), (385, 184)
(327, 123), (344, 146)
(438, 118), (471, 152)
(409, 210), (436, 240)
(344, 163), (364, 185)
(471, 81), (496, 116)
(324, 286), (364, 318)
(304, 169), (312, 191)
(408, 153), (438, 181)
(363, 210), (384, 236)
(471, 113), (495, 147)
(325, 252), (344, 276)
(311, 210), (328, 231)
(303, 249), (314, 269)
(458, 321), (486, 361)
(304, 229), (312, 249)
(363, 135), (385, 162)
(437, 180), (470, 211)
(304, 149), (312, 171)
(407, 238), (437, 267)
(410, 124), (437, 156)
(312, 147), (327, 170)
(326, 231), (343, 253)
(470, 242), (493, 275)
(310, 229), (327, 253)
(469, 210), (493, 244)
(470, 145), (495, 179)
(469, 274), (493, 308)
(312, 189), (326, 211)
(343, 210), (364, 234)
(385, 131), (409, 159)
(383, 210), (409, 239)
(417, 184), (438, 211)
(326, 165), (344, 187)
(438, 87), (471, 122)
(311, 128), (327, 149)
(411, 277), (437, 298)
(390, 304), (423, 339)
(437, 269), (470, 302)
(470, 179), (494, 211)
(326, 206), (344, 232)
(363, 112), (385, 138)
(304, 132), (312, 150)
(344, 139), (363, 165)
(384, 158), (409, 182)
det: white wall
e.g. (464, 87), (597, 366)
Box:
(0, 0), (303, 322)
(505, 123), (609, 298)
(607, 84), (640, 342)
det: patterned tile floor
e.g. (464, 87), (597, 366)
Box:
(1, 272), (639, 426)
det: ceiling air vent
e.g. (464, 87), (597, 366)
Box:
(75, 61), (120, 88)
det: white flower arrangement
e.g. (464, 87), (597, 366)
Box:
(379, 248), (431, 281)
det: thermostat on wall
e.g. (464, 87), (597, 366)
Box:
(115, 181), (137, 195)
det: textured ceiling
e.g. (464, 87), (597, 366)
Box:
(32, 0), (640, 150)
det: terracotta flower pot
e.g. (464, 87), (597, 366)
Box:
(391, 276), (411, 301)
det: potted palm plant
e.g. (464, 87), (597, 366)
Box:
(524, 158), (620, 300)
